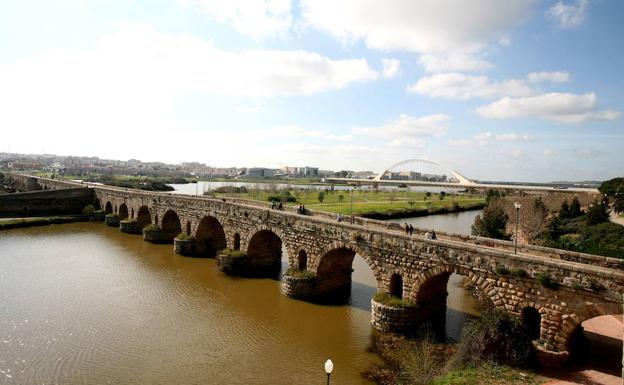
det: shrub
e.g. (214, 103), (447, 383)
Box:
(176, 233), (194, 241)
(105, 213), (119, 219)
(373, 292), (415, 308)
(284, 268), (315, 279)
(143, 224), (161, 233)
(220, 248), (246, 257)
(495, 266), (510, 276)
(453, 309), (535, 369)
(535, 273), (559, 290)
(471, 199), (510, 240)
(510, 268), (528, 278)
(82, 204), (95, 215)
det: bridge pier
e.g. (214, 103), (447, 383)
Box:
(119, 219), (141, 234)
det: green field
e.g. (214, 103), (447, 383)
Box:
(212, 188), (485, 216)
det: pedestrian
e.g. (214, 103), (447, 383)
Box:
(278, 202), (283, 210)
(431, 230), (437, 240)
(405, 223), (409, 235)
(409, 224), (414, 236)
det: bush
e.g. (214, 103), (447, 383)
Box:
(495, 266), (510, 276)
(284, 268), (315, 279)
(105, 213), (119, 219)
(510, 268), (528, 278)
(82, 204), (95, 215)
(535, 273), (559, 290)
(373, 292), (415, 308)
(453, 309), (535, 369)
(143, 224), (161, 233)
(176, 233), (194, 241)
(220, 248), (246, 257)
(471, 199), (510, 240)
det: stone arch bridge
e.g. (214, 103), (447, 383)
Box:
(6, 174), (624, 366)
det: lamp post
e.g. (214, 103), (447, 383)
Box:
(324, 359), (334, 385)
(350, 187), (354, 224)
(514, 202), (521, 254)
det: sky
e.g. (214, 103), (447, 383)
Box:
(0, 0), (622, 182)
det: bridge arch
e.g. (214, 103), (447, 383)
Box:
(245, 227), (284, 276)
(232, 233), (241, 251)
(521, 306), (541, 341)
(297, 249), (308, 271)
(136, 206), (151, 228)
(312, 241), (381, 299)
(389, 273), (404, 299)
(195, 216), (227, 256)
(161, 210), (182, 242)
(118, 203), (129, 219)
(104, 201), (113, 214)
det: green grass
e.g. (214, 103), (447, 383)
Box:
(373, 292), (415, 308)
(213, 188), (485, 216)
(431, 363), (540, 385)
(219, 248), (246, 257)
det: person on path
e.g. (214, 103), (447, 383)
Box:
(409, 224), (414, 236)
(405, 223), (409, 235)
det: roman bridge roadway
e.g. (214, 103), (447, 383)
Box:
(7, 174), (624, 366)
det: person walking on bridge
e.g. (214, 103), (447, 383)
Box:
(409, 224), (414, 236)
(405, 223), (409, 235)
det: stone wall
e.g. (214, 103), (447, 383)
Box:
(0, 187), (94, 217)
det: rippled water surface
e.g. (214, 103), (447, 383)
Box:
(0, 221), (481, 385)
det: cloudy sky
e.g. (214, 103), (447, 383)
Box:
(1, 0), (622, 182)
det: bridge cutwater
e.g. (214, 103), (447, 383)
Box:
(5, 173), (622, 367)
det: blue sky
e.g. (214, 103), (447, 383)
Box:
(0, 0), (622, 182)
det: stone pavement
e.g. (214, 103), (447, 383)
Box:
(543, 315), (623, 385)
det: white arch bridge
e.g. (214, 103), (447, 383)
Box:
(326, 158), (597, 193)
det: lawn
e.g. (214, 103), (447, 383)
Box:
(212, 188), (485, 216)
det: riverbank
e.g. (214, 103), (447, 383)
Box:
(0, 215), (92, 230)
(360, 202), (484, 220)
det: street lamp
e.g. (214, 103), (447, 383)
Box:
(350, 187), (354, 224)
(324, 359), (334, 385)
(514, 202), (521, 254)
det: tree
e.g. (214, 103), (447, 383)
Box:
(559, 200), (570, 219)
(338, 194), (344, 205)
(569, 196), (582, 218)
(439, 191), (446, 200)
(408, 201), (415, 208)
(425, 191), (431, 201)
(520, 197), (549, 243)
(471, 200), (510, 240)
(389, 190), (396, 205)
(317, 191), (325, 205)
(614, 188), (624, 215)
(599, 177), (624, 197)
(485, 189), (501, 205)
(586, 199), (609, 225)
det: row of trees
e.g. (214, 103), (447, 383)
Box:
(471, 182), (623, 258)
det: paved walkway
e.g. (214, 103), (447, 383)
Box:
(610, 211), (624, 226)
(543, 315), (623, 385)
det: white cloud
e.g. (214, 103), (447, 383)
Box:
(527, 71), (570, 83)
(418, 51), (494, 73)
(381, 58), (401, 78)
(301, 0), (535, 53)
(246, 126), (353, 141)
(546, 0), (589, 28)
(185, 0), (293, 39)
(408, 73), (534, 100)
(353, 114), (450, 138)
(451, 131), (532, 147)
(386, 138), (426, 149)
(476, 93), (621, 123)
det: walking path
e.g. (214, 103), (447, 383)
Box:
(542, 315), (623, 385)
(610, 211), (624, 226)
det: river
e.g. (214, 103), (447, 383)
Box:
(0, 209), (483, 385)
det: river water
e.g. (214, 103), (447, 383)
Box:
(0, 209), (483, 384)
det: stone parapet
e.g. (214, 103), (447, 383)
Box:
(534, 343), (570, 367)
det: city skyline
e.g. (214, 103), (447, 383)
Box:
(1, 0), (623, 182)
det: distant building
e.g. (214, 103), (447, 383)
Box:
(7, 161), (43, 170)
